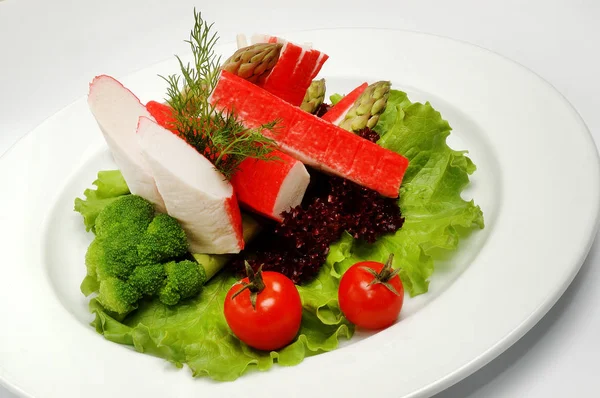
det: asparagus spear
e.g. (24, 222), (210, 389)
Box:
(339, 81), (391, 132)
(300, 79), (326, 114)
(221, 43), (283, 84)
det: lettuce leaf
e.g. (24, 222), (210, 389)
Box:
(90, 262), (352, 381)
(74, 170), (130, 232)
(325, 90), (484, 296)
(79, 89), (483, 380)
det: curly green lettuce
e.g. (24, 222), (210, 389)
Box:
(90, 261), (352, 381)
(326, 90), (484, 296)
(74, 170), (130, 232)
(78, 89), (483, 381)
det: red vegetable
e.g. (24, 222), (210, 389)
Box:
(338, 254), (404, 329)
(224, 262), (302, 351)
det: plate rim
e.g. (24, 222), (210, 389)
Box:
(1, 27), (599, 398)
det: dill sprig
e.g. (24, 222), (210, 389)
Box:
(161, 9), (278, 179)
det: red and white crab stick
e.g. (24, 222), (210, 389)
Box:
(137, 116), (244, 254)
(88, 75), (167, 212)
(145, 101), (310, 222)
(210, 71), (409, 198)
(250, 35), (329, 107)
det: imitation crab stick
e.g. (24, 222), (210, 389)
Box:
(210, 71), (409, 198)
(87, 75), (166, 212)
(231, 153), (309, 221)
(137, 116), (244, 254)
(321, 83), (369, 125)
(251, 36), (329, 107)
(145, 101), (310, 221)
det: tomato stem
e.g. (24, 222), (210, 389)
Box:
(231, 261), (266, 309)
(361, 253), (402, 296)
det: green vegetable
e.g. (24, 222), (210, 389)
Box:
(329, 93), (343, 105)
(327, 90), (484, 295)
(222, 43), (283, 84)
(159, 260), (207, 305)
(78, 89), (483, 380)
(89, 258), (352, 381)
(138, 214), (189, 264)
(98, 277), (141, 314)
(128, 263), (166, 296)
(74, 170), (130, 232)
(300, 79), (326, 114)
(339, 81), (391, 132)
(162, 10), (280, 179)
(82, 194), (202, 313)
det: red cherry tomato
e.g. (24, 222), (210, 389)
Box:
(224, 265), (302, 351)
(338, 254), (404, 330)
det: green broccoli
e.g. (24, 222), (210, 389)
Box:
(138, 213), (188, 264)
(159, 260), (207, 305)
(98, 277), (141, 314)
(128, 263), (166, 296)
(76, 172), (263, 315)
(95, 194), (154, 238)
(83, 195), (194, 314)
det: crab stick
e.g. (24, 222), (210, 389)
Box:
(137, 117), (244, 254)
(321, 83), (369, 125)
(250, 36), (328, 107)
(210, 71), (409, 198)
(145, 100), (310, 221)
(87, 76), (166, 212)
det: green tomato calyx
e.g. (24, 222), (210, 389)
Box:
(361, 253), (401, 296)
(231, 261), (266, 309)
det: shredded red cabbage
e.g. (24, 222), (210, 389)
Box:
(233, 128), (404, 284)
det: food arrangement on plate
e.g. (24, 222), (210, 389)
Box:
(73, 10), (484, 381)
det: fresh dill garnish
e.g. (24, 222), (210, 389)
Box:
(161, 9), (278, 179)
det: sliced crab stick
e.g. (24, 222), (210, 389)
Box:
(321, 83), (369, 125)
(210, 71), (409, 198)
(137, 116), (244, 254)
(231, 152), (310, 221)
(87, 75), (166, 212)
(145, 100), (310, 221)
(252, 37), (328, 106)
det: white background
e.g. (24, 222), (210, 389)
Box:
(1, 0), (599, 396)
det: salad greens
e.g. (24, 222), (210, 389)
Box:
(76, 89), (483, 380)
(327, 90), (484, 296)
(74, 170), (129, 232)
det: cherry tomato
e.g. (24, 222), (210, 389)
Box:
(224, 263), (302, 351)
(338, 254), (404, 330)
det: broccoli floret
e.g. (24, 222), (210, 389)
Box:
(159, 260), (206, 306)
(138, 213), (188, 264)
(95, 195), (154, 238)
(99, 227), (147, 279)
(97, 277), (141, 314)
(85, 238), (104, 278)
(128, 263), (166, 296)
(82, 195), (201, 314)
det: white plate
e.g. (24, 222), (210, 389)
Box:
(0, 28), (598, 398)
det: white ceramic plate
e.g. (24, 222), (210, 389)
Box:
(1, 29), (598, 398)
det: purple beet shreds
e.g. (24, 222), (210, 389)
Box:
(233, 129), (404, 284)
(356, 127), (381, 143)
(315, 103), (331, 117)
